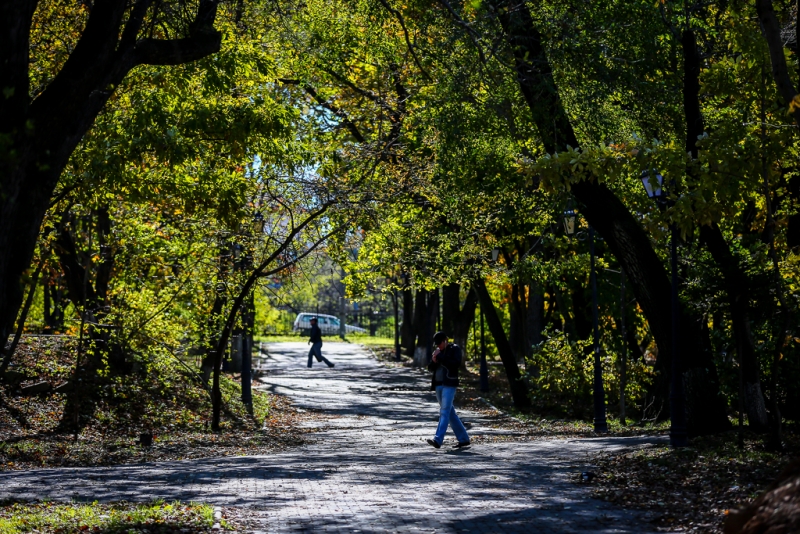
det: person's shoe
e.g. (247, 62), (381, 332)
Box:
(463, 422), (473, 430)
(328, 363), (335, 368)
(426, 438), (441, 449)
(453, 441), (471, 449)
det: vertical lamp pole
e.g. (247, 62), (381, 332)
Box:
(589, 226), (608, 433)
(619, 268), (627, 426)
(640, 170), (687, 448)
(480, 305), (489, 392)
(564, 207), (607, 433)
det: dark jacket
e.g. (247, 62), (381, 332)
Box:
(309, 324), (322, 344)
(428, 343), (462, 390)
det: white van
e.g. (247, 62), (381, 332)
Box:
(292, 313), (367, 336)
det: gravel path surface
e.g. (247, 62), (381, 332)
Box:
(0, 342), (672, 533)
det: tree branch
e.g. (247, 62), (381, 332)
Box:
(134, 32), (222, 66)
(280, 79), (367, 143)
(435, 0), (487, 64)
(375, 0), (432, 80)
(756, 0), (800, 125)
(213, 202), (332, 364)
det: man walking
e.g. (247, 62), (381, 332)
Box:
(307, 317), (334, 368)
(427, 331), (470, 449)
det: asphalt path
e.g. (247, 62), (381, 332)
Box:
(0, 342), (672, 533)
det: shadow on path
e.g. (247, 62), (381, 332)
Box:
(0, 342), (670, 533)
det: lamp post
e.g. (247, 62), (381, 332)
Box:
(480, 304), (489, 392)
(639, 169), (688, 448)
(564, 207), (607, 433)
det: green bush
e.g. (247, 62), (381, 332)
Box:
(526, 327), (655, 419)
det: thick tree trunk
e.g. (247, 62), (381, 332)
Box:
(401, 286), (415, 357)
(442, 283), (478, 364)
(509, 282), (527, 360)
(412, 289), (431, 366)
(680, 27), (769, 432)
(474, 278), (530, 409)
(415, 289), (438, 366)
(0, 0), (222, 351)
(490, 0), (729, 434)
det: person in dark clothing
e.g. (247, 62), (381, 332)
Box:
(426, 331), (470, 449)
(307, 317), (334, 368)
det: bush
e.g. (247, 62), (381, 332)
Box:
(526, 327), (655, 420)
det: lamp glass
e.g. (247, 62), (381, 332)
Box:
(253, 212), (265, 234)
(491, 248), (500, 261)
(563, 209), (577, 235)
(640, 169), (664, 199)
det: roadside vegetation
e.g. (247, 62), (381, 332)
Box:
(0, 337), (308, 470)
(2, 0), (800, 530)
(0, 500), (237, 533)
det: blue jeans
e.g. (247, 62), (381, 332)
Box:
(307, 342), (332, 367)
(434, 385), (469, 445)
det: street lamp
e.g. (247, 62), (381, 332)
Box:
(639, 169), (688, 448)
(563, 208), (577, 236)
(639, 169), (664, 201)
(253, 211), (265, 235)
(491, 248), (500, 262)
(563, 205), (607, 433)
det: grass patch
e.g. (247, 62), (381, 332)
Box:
(255, 334), (305, 343)
(350, 337), (395, 347)
(0, 500), (228, 533)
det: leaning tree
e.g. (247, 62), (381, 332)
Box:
(0, 0), (226, 351)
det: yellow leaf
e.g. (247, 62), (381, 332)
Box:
(790, 94), (800, 114)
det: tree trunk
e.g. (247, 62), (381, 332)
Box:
(681, 27), (769, 432)
(442, 283), (478, 365)
(421, 289), (439, 365)
(756, 0), (800, 125)
(0, 262), (42, 374)
(700, 224), (769, 431)
(526, 279), (544, 350)
(401, 286), (415, 357)
(412, 288), (431, 366)
(488, 0), (729, 434)
(474, 278), (530, 409)
(509, 282), (527, 360)
(0, 0), (222, 351)
(571, 282), (593, 342)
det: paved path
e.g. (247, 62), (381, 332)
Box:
(0, 343), (671, 533)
